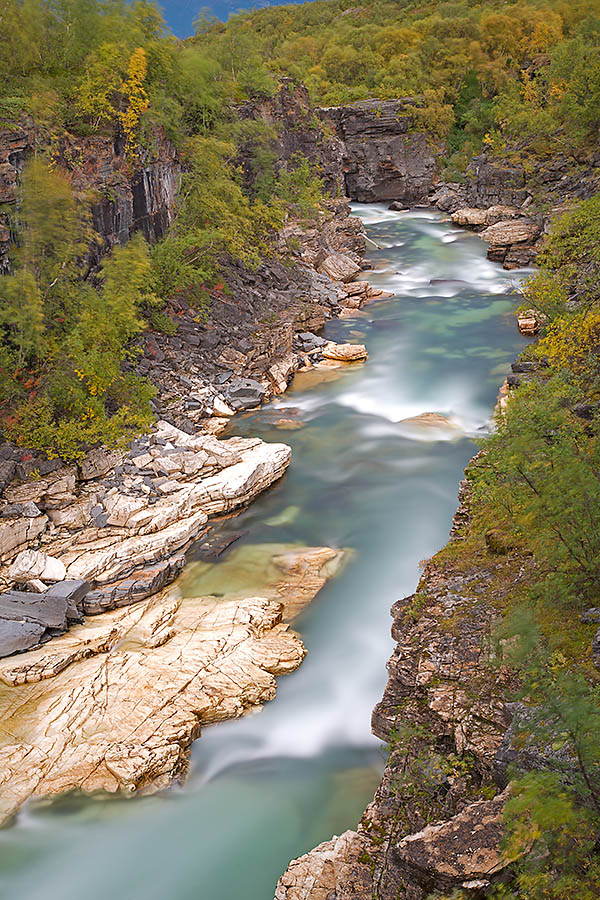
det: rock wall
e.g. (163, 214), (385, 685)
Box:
(0, 121), (180, 272)
(320, 99), (440, 205)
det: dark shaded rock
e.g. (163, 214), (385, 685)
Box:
(226, 377), (267, 410)
(321, 99), (439, 204)
(1, 501), (41, 518)
(485, 529), (514, 555)
(44, 580), (90, 623)
(80, 447), (122, 480)
(593, 627), (600, 670)
(195, 531), (245, 560)
(511, 361), (546, 373)
(0, 618), (45, 657)
(83, 556), (185, 614)
(393, 790), (510, 897)
(581, 607), (600, 624)
(494, 703), (577, 789)
(572, 403), (597, 420)
(0, 591), (69, 630)
(84, 558), (183, 613)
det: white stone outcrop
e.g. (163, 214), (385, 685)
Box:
(0, 543), (344, 825)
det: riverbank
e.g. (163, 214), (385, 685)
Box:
(0, 207), (530, 899)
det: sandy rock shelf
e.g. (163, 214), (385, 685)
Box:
(0, 543), (345, 824)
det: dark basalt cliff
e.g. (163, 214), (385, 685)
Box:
(321, 98), (440, 205)
(0, 122), (180, 274)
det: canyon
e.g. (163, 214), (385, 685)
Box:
(0, 81), (592, 898)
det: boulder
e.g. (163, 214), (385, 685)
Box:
(212, 396), (235, 417)
(80, 447), (122, 481)
(0, 590), (70, 631)
(517, 309), (544, 335)
(451, 208), (488, 227)
(8, 550), (66, 584)
(317, 253), (361, 283)
(226, 377), (268, 410)
(393, 790), (511, 895)
(0, 619), (45, 657)
(321, 341), (368, 362)
(480, 220), (541, 247)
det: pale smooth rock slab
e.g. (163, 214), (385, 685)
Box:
(0, 544), (343, 824)
(321, 342), (368, 362)
(275, 830), (371, 900)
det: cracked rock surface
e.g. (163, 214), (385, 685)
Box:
(0, 544), (344, 824)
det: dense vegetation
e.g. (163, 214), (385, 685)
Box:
(440, 195), (600, 900)
(203, 0), (600, 175)
(0, 0), (323, 457)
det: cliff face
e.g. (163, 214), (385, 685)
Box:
(320, 99), (440, 205)
(0, 121), (180, 272)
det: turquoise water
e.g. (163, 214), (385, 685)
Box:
(0, 207), (529, 900)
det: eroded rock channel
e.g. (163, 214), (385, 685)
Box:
(0, 207), (528, 899)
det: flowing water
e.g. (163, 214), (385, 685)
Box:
(0, 207), (529, 900)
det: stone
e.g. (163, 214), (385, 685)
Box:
(517, 310), (545, 335)
(485, 529), (514, 555)
(321, 341), (368, 362)
(226, 377), (268, 410)
(317, 253), (361, 283)
(212, 396), (235, 417)
(0, 541), (341, 823)
(451, 207), (488, 227)
(8, 550), (66, 584)
(0, 591), (69, 630)
(47, 498), (93, 530)
(275, 830), (371, 900)
(480, 219), (541, 247)
(266, 353), (298, 394)
(80, 448), (122, 481)
(83, 557), (184, 614)
(393, 790), (512, 895)
(0, 619), (45, 658)
(581, 608), (600, 624)
(44, 580), (90, 624)
(399, 412), (461, 433)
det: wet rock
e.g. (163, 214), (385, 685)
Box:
(0, 541), (341, 823)
(321, 341), (368, 362)
(226, 377), (268, 410)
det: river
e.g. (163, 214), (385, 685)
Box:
(0, 206), (529, 900)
